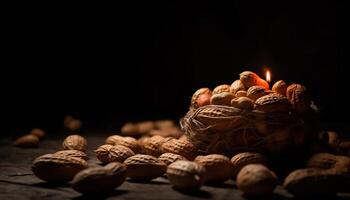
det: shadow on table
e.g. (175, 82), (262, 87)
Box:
(172, 186), (212, 198)
(126, 179), (168, 185)
(205, 181), (236, 189)
(31, 182), (70, 188)
(72, 189), (128, 200)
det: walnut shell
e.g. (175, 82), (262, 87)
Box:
(95, 144), (114, 164)
(212, 84), (231, 95)
(286, 83), (311, 113)
(54, 150), (88, 160)
(161, 138), (198, 160)
(255, 93), (292, 113)
(239, 71), (269, 89)
(108, 145), (135, 163)
(32, 154), (88, 182)
(124, 154), (167, 180)
(231, 152), (267, 177)
(191, 88), (212, 109)
(194, 154), (233, 183)
(237, 164), (277, 196)
(210, 92), (235, 106)
(230, 80), (245, 95)
(158, 153), (187, 166)
(167, 160), (206, 190)
(62, 135), (87, 152)
(72, 162), (126, 194)
(231, 97), (254, 110)
(247, 85), (267, 101)
(272, 80), (287, 96)
(14, 134), (39, 148)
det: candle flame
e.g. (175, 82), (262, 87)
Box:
(266, 71), (271, 82)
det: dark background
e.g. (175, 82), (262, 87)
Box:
(2, 1), (345, 136)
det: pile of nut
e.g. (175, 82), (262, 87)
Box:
(191, 71), (311, 113)
(31, 129), (350, 197)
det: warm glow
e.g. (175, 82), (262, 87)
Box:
(266, 71), (271, 82)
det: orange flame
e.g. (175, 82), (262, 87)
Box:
(266, 70), (271, 82)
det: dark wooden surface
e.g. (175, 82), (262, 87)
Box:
(0, 134), (349, 200)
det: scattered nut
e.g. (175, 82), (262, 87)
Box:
(121, 122), (139, 136)
(95, 144), (114, 164)
(108, 145), (135, 163)
(230, 80), (245, 95)
(167, 160), (206, 190)
(194, 154), (233, 183)
(30, 128), (45, 138)
(106, 135), (140, 153)
(14, 134), (39, 148)
(54, 150), (88, 160)
(32, 154), (88, 182)
(231, 152), (267, 177)
(239, 71), (269, 89)
(286, 83), (311, 113)
(62, 134), (87, 152)
(158, 153), (187, 166)
(72, 162), (126, 194)
(161, 138), (198, 160)
(124, 154), (167, 181)
(237, 164), (277, 196)
(247, 85), (267, 101)
(235, 90), (247, 97)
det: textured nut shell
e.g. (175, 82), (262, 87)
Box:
(124, 154), (167, 180)
(247, 86), (267, 101)
(191, 88), (212, 109)
(95, 144), (114, 163)
(237, 164), (277, 196)
(142, 135), (166, 157)
(14, 134), (39, 148)
(210, 92), (235, 106)
(235, 90), (247, 97)
(231, 152), (267, 177)
(161, 139), (198, 160)
(286, 84), (311, 113)
(231, 97), (254, 110)
(194, 154), (233, 183)
(239, 71), (269, 89)
(213, 84), (231, 95)
(167, 160), (206, 190)
(30, 128), (45, 138)
(283, 168), (350, 196)
(32, 154), (88, 182)
(106, 135), (140, 153)
(54, 150), (88, 160)
(158, 153), (187, 166)
(255, 93), (292, 113)
(72, 162), (126, 194)
(62, 135), (87, 152)
(272, 80), (288, 96)
(230, 80), (245, 95)
(108, 145), (135, 163)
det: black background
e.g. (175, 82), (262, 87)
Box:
(2, 1), (345, 136)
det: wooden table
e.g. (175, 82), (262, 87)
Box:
(0, 134), (348, 200)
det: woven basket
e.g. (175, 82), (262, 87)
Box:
(180, 105), (318, 157)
